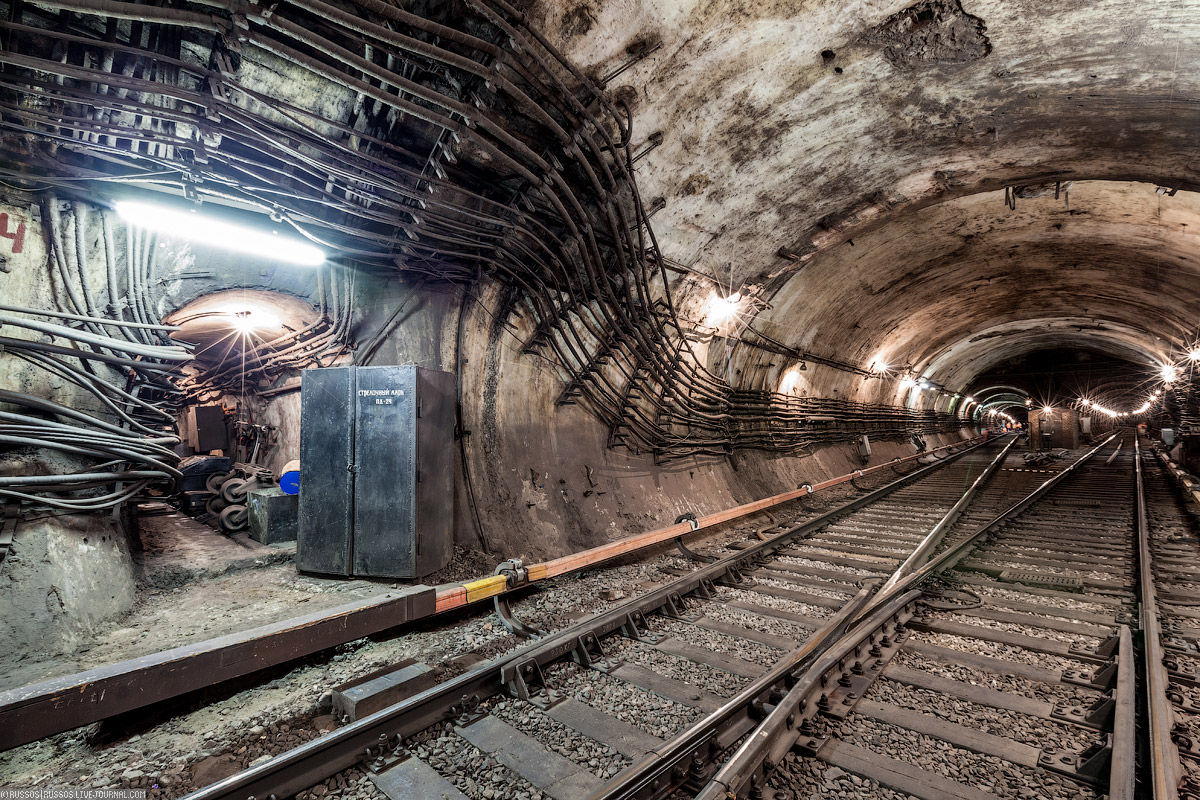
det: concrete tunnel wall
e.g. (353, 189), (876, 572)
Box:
(17, 0), (1200, 652)
(0, 189), (975, 656)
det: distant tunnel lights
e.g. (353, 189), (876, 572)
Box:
(115, 201), (325, 267)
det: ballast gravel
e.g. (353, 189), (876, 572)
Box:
(837, 716), (1102, 800)
(915, 631), (1095, 672)
(719, 586), (834, 620)
(652, 617), (781, 667)
(487, 699), (630, 779)
(547, 662), (700, 738)
(699, 600), (812, 639)
(407, 723), (546, 800)
(869, 677), (1092, 752)
(891, 650), (1100, 706)
(942, 612), (1102, 648)
(602, 637), (747, 698)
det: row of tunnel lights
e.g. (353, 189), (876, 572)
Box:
(1075, 349), (1200, 418)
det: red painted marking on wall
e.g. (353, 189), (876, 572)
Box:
(0, 212), (26, 254)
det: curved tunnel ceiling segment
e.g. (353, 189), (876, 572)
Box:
(544, 0), (1200, 292)
(746, 180), (1199, 403)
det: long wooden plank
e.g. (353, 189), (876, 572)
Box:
(0, 585), (435, 751)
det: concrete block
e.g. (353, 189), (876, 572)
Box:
(247, 487), (298, 544)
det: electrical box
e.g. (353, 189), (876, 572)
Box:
(297, 365), (454, 579)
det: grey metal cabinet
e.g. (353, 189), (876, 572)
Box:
(298, 365), (454, 579)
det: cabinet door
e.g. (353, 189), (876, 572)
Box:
(352, 366), (416, 578)
(414, 367), (455, 577)
(298, 367), (354, 575)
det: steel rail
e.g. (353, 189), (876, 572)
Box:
(877, 434), (1019, 595)
(862, 431), (1120, 619)
(0, 437), (991, 753)
(665, 432), (1123, 800)
(180, 437), (997, 800)
(694, 590), (922, 800)
(581, 581), (881, 800)
(1137, 435), (1182, 800)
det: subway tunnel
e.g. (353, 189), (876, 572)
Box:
(2, 1), (1200, 798)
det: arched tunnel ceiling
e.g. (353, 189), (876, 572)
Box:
(531, 0), (1200, 399)
(544, 0), (1200, 276)
(751, 180), (1198, 398)
(2, 0), (1199, 437)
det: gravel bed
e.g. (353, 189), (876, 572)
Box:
(891, 650), (1098, 705)
(970, 584), (1117, 615)
(775, 553), (879, 576)
(971, 557), (1118, 582)
(547, 662), (701, 738)
(603, 637), (747, 698)
(838, 716), (1102, 800)
(652, 618), (781, 667)
(698, 600), (813, 638)
(407, 723), (546, 800)
(1184, 754), (1200, 784)
(718, 586), (834, 620)
(811, 529), (916, 547)
(749, 569), (852, 599)
(869, 678), (1092, 751)
(801, 543), (907, 559)
(942, 613), (1102, 648)
(767, 752), (917, 799)
(915, 631), (1094, 672)
(1169, 682), (1200, 708)
(487, 699), (629, 779)
(812, 532), (913, 551)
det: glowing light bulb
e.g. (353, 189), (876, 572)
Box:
(704, 292), (743, 326)
(1190, 348), (1200, 362)
(1042, 405), (1053, 413)
(1162, 364), (1178, 383)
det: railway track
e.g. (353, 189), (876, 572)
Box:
(177, 431), (1200, 800)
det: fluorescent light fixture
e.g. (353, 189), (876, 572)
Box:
(115, 201), (325, 267)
